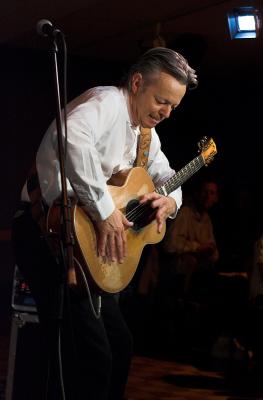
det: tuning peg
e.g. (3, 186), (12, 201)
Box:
(198, 136), (208, 151)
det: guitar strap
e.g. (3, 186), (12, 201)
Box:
(134, 127), (151, 169)
(108, 127), (152, 186)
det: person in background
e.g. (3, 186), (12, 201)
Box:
(249, 235), (263, 303)
(162, 178), (219, 299)
(247, 234), (263, 370)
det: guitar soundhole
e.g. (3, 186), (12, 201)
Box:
(126, 199), (156, 232)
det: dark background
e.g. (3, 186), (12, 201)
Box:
(1, 0), (263, 330)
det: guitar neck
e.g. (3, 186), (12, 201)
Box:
(156, 154), (205, 196)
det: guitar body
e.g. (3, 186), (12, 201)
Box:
(47, 167), (165, 293)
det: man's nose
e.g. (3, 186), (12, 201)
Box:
(160, 104), (172, 118)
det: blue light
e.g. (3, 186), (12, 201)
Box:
(228, 7), (261, 39)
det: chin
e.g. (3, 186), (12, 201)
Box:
(141, 122), (150, 128)
(143, 120), (157, 129)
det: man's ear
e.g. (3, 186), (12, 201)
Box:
(131, 73), (143, 94)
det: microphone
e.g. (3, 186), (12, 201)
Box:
(36, 19), (61, 38)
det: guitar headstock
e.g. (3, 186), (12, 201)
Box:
(198, 136), (217, 166)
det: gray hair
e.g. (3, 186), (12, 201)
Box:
(121, 47), (198, 90)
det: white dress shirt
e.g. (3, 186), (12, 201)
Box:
(22, 86), (182, 221)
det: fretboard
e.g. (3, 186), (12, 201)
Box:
(156, 154), (205, 196)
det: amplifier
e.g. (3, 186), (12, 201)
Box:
(6, 267), (43, 399)
(5, 312), (44, 400)
(11, 265), (37, 313)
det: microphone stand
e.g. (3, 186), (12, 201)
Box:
(50, 36), (77, 297)
(46, 33), (78, 400)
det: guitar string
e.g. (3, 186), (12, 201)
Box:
(125, 171), (201, 222)
(125, 159), (204, 223)
(125, 202), (151, 222)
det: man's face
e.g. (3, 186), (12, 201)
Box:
(130, 71), (186, 128)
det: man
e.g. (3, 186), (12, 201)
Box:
(12, 47), (197, 399)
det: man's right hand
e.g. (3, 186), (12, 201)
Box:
(95, 209), (133, 264)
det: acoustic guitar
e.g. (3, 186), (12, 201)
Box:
(47, 136), (217, 293)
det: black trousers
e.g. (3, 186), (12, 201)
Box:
(12, 207), (133, 400)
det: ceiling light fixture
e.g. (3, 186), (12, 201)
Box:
(228, 6), (261, 39)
